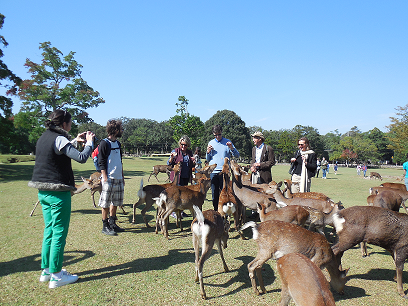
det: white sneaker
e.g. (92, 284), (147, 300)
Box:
(39, 269), (51, 282)
(49, 270), (78, 288)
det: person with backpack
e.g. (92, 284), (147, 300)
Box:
(290, 137), (317, 193)
(98, 119), (125, 236)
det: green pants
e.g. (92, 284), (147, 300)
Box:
(39, 190), (71, 273)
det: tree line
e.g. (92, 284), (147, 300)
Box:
(1, 15), (407, 164)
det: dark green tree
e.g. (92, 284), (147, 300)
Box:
(16, 41), (105, 143)
(0, 14), (22, 153)
(203, 110), (252, 159)
(386, 104), (408, 163)
(168, 96), (204, 149)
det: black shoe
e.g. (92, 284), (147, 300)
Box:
(109, 216), (125, 232)
(102, 224), (117, 236)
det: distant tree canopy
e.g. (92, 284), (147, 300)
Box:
(387, 104), (408, 163)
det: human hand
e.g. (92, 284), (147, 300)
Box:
(226, 141), (233, 150)
(207, 145), (213, 154)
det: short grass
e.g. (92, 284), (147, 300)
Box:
(0, 158), (407, 305)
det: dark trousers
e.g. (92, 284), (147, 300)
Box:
(210, 172), (223, 211)
(178, 177), (189, 186)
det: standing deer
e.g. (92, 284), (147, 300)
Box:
(191, 205), (229, 300)
(332, 205), (408, 298)
(257, 203), (309, 227)
(369, 186), (408, 214)
(148, 164), (173, 182)
(277, 253), (336, 306)
(241, 220), (347, 296)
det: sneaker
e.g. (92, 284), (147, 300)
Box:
(49, 270), (78, 288)
(102, 224), (117, 236)
(39, 269), (51, 282)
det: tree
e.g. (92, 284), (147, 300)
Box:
(16, 41), (105, 143)
(168, 96), (204, 149)
(0, 14), (22, 152)
(386, 104), (408, 163)
(203, 110), (252, 159)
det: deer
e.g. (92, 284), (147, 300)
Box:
(148, 164), (173, 182)
(229, 159), (280, 216)
(332, 205), (408, 298)
(282, 179), (334, 202)
(155, 177), (212, 239)
(369, 171), (382, 180)
(132, 162), (181, 227)
(277, 253), (336, 306)
(192, 163), (217, 182)
(256, 203), (309, 227)
(380, 182), (407, 191)
(266, 181), (337, 214)
(241, 220), (347, 296)
(191, 205), (230, 300)
(30, 172), (126, 216)
(217, 158), (245, 238)
(369, 186), (408, 214)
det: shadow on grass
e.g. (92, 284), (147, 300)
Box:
(76, 248), (193, 283)
(0, 164), (34, 182)
(0, 250), (95, 277)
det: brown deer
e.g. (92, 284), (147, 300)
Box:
(369, 171), (382, 180)
(369, 186), (408, 214)
(132, 162), (181, 227)
(332, 205), (408, 298)
(156, 177), (212, 239)
(257, 203), (309, 227)
(217, 158), (245, 238)
(193, 163), (217, 182)
(380, 182), (407, 191)
(191, 205), (230, 300)
(283, 179), (334, 202)
(229, 159), (280, 214)
(241, 220), (347, 296)
(148, 164), (173, 182)
(277, 253), (336, 306)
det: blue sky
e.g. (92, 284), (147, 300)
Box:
(2, 1), (407, 135)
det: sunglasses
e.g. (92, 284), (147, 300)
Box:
(180, 143), (187, 146)
(298, 143), (305, 146)
(214, 134), (222, 137)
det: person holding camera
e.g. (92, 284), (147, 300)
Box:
(29, 109), (95, 288)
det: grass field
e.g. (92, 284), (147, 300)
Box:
(0, 157), (407, 305)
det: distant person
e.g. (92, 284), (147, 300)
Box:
(321, 157), (328, 179)
(206, 124), (240, 210)
(193, 147), (202, 172)
(290, 137), (317, 192)
(250, 131), (275, 184)
(403, 154), (408, 190)
(334, 162), (338, 175)
(29, 109), (94, 288)
(362, 164), (368, 177)
(98, 119), (125, 236)
(315, 158), (321, 178)
(327, 163), (330, 174)
(357, 164), (361, 176)
(168, 135), (194, 186)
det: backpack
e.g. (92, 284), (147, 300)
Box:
(95, 138), (122, 171)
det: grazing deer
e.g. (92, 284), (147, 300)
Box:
(283, 179), (334, 202)
(369, 171), (382, 180)
(30, 172), (126, 216)
(332, 205), (408, 298)
(132, 163), (181, 227)
(217, 158), (244, 238)
(191, 205), (230, 300)
(277, 253), (336, 306)
(380, 182), (407, 191)
(241, 220), (347, 296)
(257, 203), (309, 227)
(156, 177), (212, 239)
(148, 164), (173, 182)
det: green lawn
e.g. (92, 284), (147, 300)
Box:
(0, 157), (406, 305)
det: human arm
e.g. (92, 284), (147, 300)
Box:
(167, 149), (177, 165)
(57, 131), (94, 163)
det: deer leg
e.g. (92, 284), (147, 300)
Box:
(91, 191), (97, 208)
(248, 257), (268, 295)
(30, 200), (40, 216)
(395, 260), (406, 298)
(401, 200), (408, 214)
(361, 242), (368, 257)
(279, 283), (292, 306)
(119, 205), (127, 215)
(197, 240), (215, 300)
(216, 240), (229, 272)
(193, 233), (200, 283)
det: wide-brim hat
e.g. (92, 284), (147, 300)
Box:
(251, 131), (265, 140)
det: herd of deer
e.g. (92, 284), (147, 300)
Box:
(30, 160), (408, 304)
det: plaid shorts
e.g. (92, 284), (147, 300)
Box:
(98, 179), (124, 208)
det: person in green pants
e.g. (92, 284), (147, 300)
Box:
(28, 109), (95, 288)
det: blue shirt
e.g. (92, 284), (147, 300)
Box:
(403, 161), (408, 178)
(206, 137), (239, 173)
